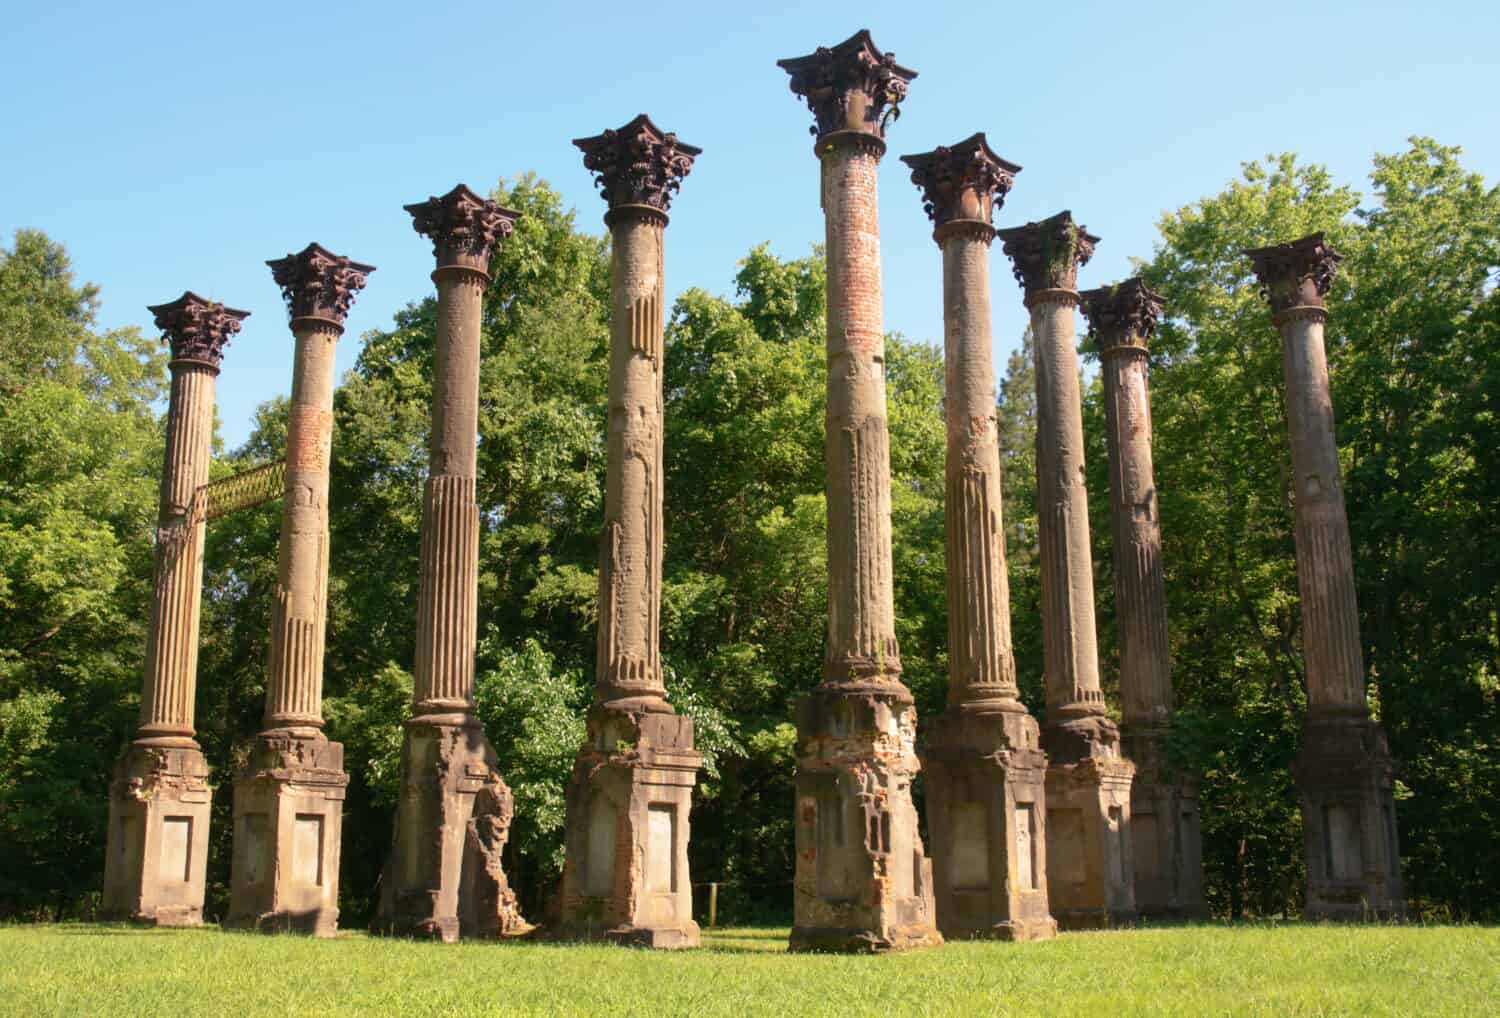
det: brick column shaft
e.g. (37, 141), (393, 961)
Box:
(1279, 307), (1367, 713)
(1029, 285), (1106, 721)
(596, 207), (668, 711)
(822, 138), (903, 686)
(940, 223), (1018, 704)
(412, 265), (485, 715)
(263, 316), (340, 730)
(138, 361), (217, 741)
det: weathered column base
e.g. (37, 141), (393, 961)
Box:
(1043, 716), (1137, 930)
(925, 703), (1057, 941)
(1122, 728), (1207, 920)
(101, 742), (212, 926)
(550, 707), (701, 949)
(1293, 713), (1405, 921)
(225, 733), (347, 936)
(373, 715), (530, 942)
(789, 686), (942, 954)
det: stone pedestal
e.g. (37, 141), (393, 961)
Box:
(1293, 714), (1403, 919)
(554, 710), (701, 947)
(791, 689), (937, 952)
(552, 118), (702, 948)
(102, 744), (213, 925)
(227, 735), (347, 934)
(376, 185), (528, 941)
(381, 715), (527, 940)
(924, 707), (1054, 940)
(1081, 278), (1207, 919)
(102, 293), (248, 926)
(999, 212), (1136, 929)
(1245, 233), (1404, 920)
(779, 31), (939, 954)
(1121, 729), (1205, 919)
(901, 134), (1055, 941)
(1043, 748), (1136, 929)
(228, 245), (372, 935)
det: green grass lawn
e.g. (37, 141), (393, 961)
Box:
(1, 922), (1495, 1017)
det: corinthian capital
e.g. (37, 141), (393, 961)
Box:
(901, 132), (1020, 230)
(572, 114), (700, 218)
(266, 243), (376, 326)
(997, 210), (1099, 294)
(147, 291), (250, 370)
(1080, 277), (1165, 354)
(405, 184), (522, 274)
(777, 29), (917, 142)
(1243, 232), (1342, 314)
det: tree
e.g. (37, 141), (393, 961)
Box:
(0, 230), (167, 916)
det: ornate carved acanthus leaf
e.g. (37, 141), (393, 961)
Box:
(404, 184), (521, 270)
(1243, 232), (1342, 313)
(147, 291), (251, 369)
(266, 244), (376, 324)
(572, 114), (701, 214)
(1080, 277), (1165, 350)
(777, 29), (918, 140)
(901, 132), (1021, 227)
(997, 211), (1100, 293)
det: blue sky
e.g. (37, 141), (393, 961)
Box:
(4, 1), (1496, 448)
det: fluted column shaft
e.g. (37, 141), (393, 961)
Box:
(939, 222), (1017, 706)
(263, 318), (340, 730)
(822, 136), (902, 687)
(595, 207), (667, 712)
(1279, 307), (1367, 715)
(413, 267), (485, 715)
(138, 361), (216, 743)
(1101, 344), (1172, 728)
(1029, 290), (1105, 718)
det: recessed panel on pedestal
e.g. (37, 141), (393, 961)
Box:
(160, 817), (193, 884)
(949, 804), (989, 890)
(294, 814), (324, 886)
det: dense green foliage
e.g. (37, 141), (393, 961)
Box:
(3, 924), (1498, 1017)
(0, 138), (1495, 924)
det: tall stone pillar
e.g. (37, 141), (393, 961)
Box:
(900, 134), (1055, 942)
(777, 30), (940, 953)
(998, 211), (1136, 929)
(551, 117), (702, 949)
(374, 185), (529, 942)
(227, 244), (370, 935)
(102, 293), (248, 926)
(1244, 233), (1404, 919)
(1080, 278), (1206, 919)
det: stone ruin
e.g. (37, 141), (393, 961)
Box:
(100, 26), (1402, 943)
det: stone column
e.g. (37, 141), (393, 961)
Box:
(102, 293), (248, 926)
(777, 30), (940, 953)
(998, 212), (1136, 929)
(1244, 233), (1404, 919)
(900, 134), (1055, 942)
(550, 118), (702, 949)
(227, 244), (371, 935)
(374, 185), (528, 942)
(1080, 278), (1206, 919)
